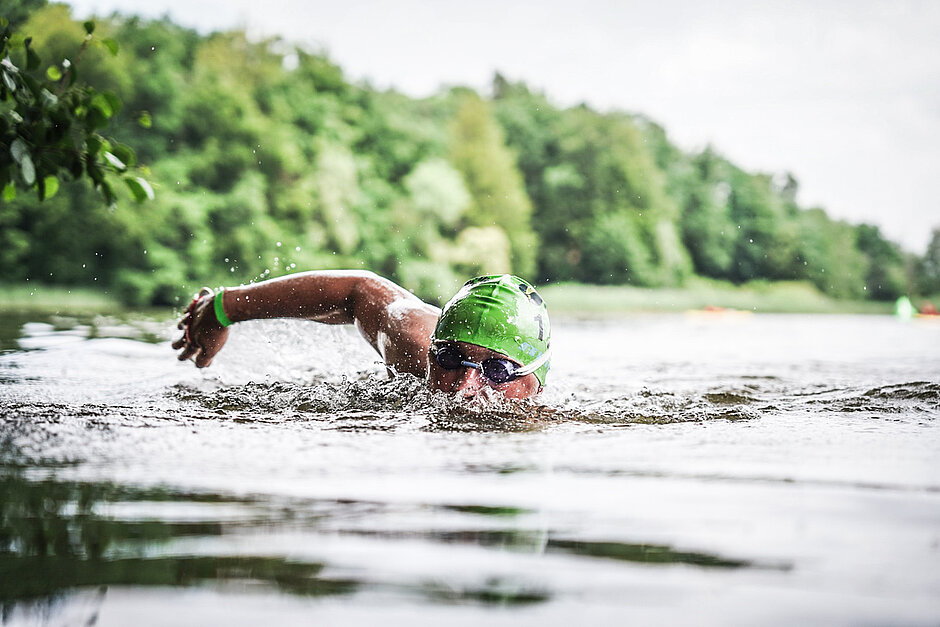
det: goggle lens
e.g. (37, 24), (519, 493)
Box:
(434, 345), (465, 370)
(481, 359), (515, 384)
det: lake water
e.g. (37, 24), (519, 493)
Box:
(1, 311), (938, 626)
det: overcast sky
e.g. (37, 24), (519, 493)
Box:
(68, 0), (940, 253)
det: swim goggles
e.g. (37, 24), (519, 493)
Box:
(430, 342), (551, 385)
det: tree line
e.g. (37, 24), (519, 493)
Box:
(2, 4), (938, 306)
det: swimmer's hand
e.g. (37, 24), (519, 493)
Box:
(172, 287), (229, 367)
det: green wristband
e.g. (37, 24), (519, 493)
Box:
(213, 288), (233, 327)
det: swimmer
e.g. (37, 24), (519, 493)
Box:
(173, 271), (551, 399)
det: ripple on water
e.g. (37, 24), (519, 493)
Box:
(798, 381), (940, 415)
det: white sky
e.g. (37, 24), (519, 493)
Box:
(67, 0), (940, 253)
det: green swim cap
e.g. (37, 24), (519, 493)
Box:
(432, 275), (551, 386)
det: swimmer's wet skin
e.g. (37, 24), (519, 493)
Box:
(173, 271), (550, 400)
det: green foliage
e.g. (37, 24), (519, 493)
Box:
(450, 92), (536, 277)
(855, 223), (905, 300)
(0, 7), (918, 305)
(493, 81), (691, 287)
(404, 158), (469, 227)
(0, 6), (149, 206)
(582, 210), (654, 284)
(0, 0), (47, 29)
(793, 209), (868, 299)
(677, 149), (736, 277)
(916, 228), (940, 296)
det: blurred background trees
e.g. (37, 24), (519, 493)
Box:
(2, 3), (934, 306)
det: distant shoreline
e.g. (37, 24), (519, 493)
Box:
(0, 280), (901, 316)
(539, 279), (895, 315)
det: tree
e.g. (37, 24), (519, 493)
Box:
(794, 209), (868, 299)
(543, 107), (690, 286)
(0, 11), (151, 205)
(855, 223), (906, 300)
(449, 91), (537, 277)
(916, 228), (940, 296)
(678, 149), (737, 278)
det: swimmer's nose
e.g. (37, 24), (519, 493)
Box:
(454, 366), (486, 395)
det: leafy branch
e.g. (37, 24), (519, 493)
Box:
(0, 17), (153, 205)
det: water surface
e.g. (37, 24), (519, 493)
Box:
(1, 312), (938, 625)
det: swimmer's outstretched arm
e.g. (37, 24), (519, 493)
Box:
(173, 270), (440, 375)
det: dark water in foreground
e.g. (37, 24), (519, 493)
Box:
(0, 312), (938, 626)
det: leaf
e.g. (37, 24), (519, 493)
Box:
(2, 69), (15, 92)
(103, 151), (126, 171)
(87, 109), (108, 131)
(40, 88), (57, 107)
(20, 73), (40, 97)
(46, 65), (62, 81)
(19, 153), (35, 186)
(138, 111), (152, 128)
(86, 161), (104, 184)
(86, 135), (103, 157)
(2, 182), (15, 202)
(100, 180), (116, 207)
(111, 143), (135, 167)
(43, 175), (59, 200)
(25, 46), (40, 72)
(102, 91), (122, 116)
(10, 138), (29, 164)
(83, 21), (96, 35)
(90, 92), (113, 118)
(101, 38), (119, 56)
(125, 176), (154, 202)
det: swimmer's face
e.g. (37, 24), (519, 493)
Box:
(427, 341), (541, 400)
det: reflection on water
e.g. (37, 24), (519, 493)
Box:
(0, 313), (168, 354)
(1, 469), (778, 616)
(1, 312), (939, 624)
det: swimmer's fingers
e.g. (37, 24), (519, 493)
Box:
(194, 350), (215, 368)
(176, 342), (200, 362)
(192, 328), (228, 368)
